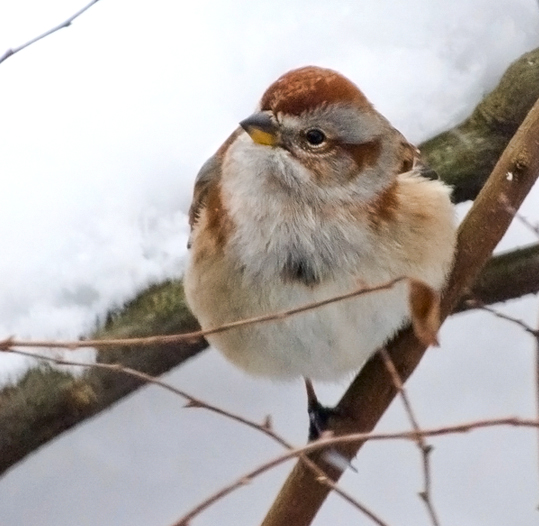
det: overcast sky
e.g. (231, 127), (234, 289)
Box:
(1, 1), (539, 525)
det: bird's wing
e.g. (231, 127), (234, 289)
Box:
(187, 128), (243, 247)
(188, 154), (221, 231)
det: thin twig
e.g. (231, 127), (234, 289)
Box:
(499, 195), (539, 238)
(466, 300), (539, 336)
(6, 347), (390, 526)
(5, 348), (292, 448)
(379, 348), (440, 526)
(0, 278), (405, 351)
(170, 415), (539, 526)
(469, 297), (539, 507)
(0, 0), (101, 65)
(6, 346), (539, 525)
(170, 452), (391, 526)
(185, 417), (539, 448)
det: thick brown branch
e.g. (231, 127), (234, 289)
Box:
(260, 94), (539, 525)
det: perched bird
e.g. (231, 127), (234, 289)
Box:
(184, 66), (456, 433)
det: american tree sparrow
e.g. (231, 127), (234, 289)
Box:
(184, 66), (456, 432)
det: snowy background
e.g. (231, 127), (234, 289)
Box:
(1, 0), (539, 525)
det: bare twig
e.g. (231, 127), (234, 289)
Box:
(5, 347), (539, 525)
(515, 212), (539, 238)
(499, 195), (539, 238)
(190, 417), (539, 449)
(379, 348), (440, 526)
(4, 348), (292, 449)
(467, 300), (539, 337)
(0, 278), (405, 351)
(6, 347), (389, 526)
(172, 415), (539, 526)
(170, 447), (391, 526)
(173, 465), (392, 526)
(0, 0), (101, 65)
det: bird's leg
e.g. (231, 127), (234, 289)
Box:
(304, 378), (357, 472)
(304, 377), (340, 441)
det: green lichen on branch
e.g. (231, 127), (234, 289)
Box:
(0, 280), (206, 476)
(421, 47), (539, 202)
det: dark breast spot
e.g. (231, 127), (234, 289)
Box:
(281, 252), (320, 286)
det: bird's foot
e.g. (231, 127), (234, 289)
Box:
(304, 377), (341, 440)
(307, 396), (342, 441)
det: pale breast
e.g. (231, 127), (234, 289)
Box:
(184, 243), (411, 380)
(184, 141), (456, 381)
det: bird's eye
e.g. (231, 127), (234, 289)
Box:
(304, 128), (326, 146)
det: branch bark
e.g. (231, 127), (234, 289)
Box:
(1, 47), (539, 478)
(0, 281), (206, 476)
(260, 88), (539, 526)
(422, 47), (539, 202)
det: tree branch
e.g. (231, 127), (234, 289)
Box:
(422, 47), (539, 203)
(0, 281), (206, 476)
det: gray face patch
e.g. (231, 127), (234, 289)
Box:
(279, 103), (385, 146)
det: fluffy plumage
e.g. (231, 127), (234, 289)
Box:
(184, 66), (456, 380)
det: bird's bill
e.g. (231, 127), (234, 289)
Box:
(240, 112), (279, 146)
